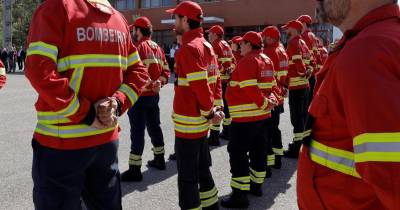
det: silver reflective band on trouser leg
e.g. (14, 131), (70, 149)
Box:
(309, 140), (361, 178)
(200, 186), (218, 208)
(231, 176), (250, 191)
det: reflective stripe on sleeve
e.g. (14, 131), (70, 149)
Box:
(354, 132), (400, 163)
(118, 84), (139, 106)
(187, 71), (208, 82)
(27, 41), (58, 63)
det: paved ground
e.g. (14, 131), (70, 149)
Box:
(0, 74), (298, 210)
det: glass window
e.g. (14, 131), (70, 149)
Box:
(127, 0), (135, 9)
(162, 0), (174, 6)
(141, 0), (174, 8)
(141, 0), (151, 8)
(116, 0), (136, 10)
(151, 0), (161, 7)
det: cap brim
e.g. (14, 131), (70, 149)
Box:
(281, 25), (289, 30)
(237, 37), (244, 42)
(165, 8), (176, 14)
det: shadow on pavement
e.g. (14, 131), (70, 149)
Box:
(121, 159), (178, 196)
(219, 158), (298, 210)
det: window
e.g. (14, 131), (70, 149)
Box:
(115, 0), (136, 10)
(141, 0), (175, 8)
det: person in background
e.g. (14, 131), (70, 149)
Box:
(1, 48), (9, 73)
(17, 46), (26, 71)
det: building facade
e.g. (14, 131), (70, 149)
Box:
(114, 0), (333, 50)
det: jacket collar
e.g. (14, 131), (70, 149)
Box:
(182, 28), (204, 45)
(139, 36), (151, 44)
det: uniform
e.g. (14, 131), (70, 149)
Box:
(262, 26), (289, 169)
(25, 0), (149, 209)
(282, 20), (311, 158)
(222, 31), (276, 209)
(230, 36), (243, 62)
(166, 2), (221, 209)
(122, 16), (170, 182)
(0, 60), (6, 89)
(207, 25), (234, 144)
(298, 4), (400, 210)
(298, 15), (319, 108)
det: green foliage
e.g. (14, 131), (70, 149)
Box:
(1, 0), (42, 47)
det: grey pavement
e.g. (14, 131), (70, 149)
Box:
(0, 74), (298, 210)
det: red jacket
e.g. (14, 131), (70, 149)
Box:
(319, 46), (328, 65)
(173, 28), (222, 139)
(0, 60), (6, 89)
(301, 30), (319, 73)
(298, 4), (400, 210)
(286, 35), (310, 90)
(25, 0), (149, 150)
(137, 37), (170, 96)
(226, 50), (276, 123)
(212, 38), (234, 83)
(263, 42), (288, 105)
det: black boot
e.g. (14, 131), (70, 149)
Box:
(272, 155), (282, 169)
(168, 153), (176, 161)
(208, 130), (220, 146)
(219, 125), (230, 141)
(249, 182), (263, 197)
(284, 142), (302, 158)
(220, 190), (249, 209)
(203, 202), (219, 210)
(147, 154), (166, 170)
(265, 166), (272, 179)
(121, 165), (143, 182)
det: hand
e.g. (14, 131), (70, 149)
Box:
(282, 88), (289, 98)
(142, 79), (153, 92)
(152, 80), (162, 93)
(159, 76), (167, 86)
(209, 111), (225, 125)
(94, 97), (118, 128)
(266, 97), (278, 112)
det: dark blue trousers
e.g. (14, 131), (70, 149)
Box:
(127, 95), (164, 161)
(32, 139), (122, 210)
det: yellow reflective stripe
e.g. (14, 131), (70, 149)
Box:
(276, 70), (288, 79)
(230, 109), (269, 119)
(291, 55), (302, 60)
(223, 117), (232, 125)
(172, 113), (208, 125)
(127, 51), (141, 67)
(354, 132), (400, 163)
(214, 99), (223, 107)
(37, 67), (84, 124)
(208, 75), (218, 84)
(177, 78), (189, 86)
(273, 148), (284, 156)
(0, 68), (5, 76)
(310, 140), (361, 178)
(188, 206), (201, 210)
(209, 124), (220, 131)
(304, 59), (311, 65)
(35, 123), (116, 138)
(220, 75), (230, 80)
(129, 154), (142, 166)
(174, 122), (209, 134)
(229, 81), (239, 87)
(303, 129), (312, 138)
(267, 154), (276, 166)
(152, 146), (165, 155)
(200, 186), (218, 200)
(200, 109), (212, 116)
(27, 41), (58, 63)
(258, 82), (273, 89)
(187, 71), (208, 82)
(229, 103), (258, 112)
(231, 176), (250, 191)
(260, 99), (268, 110)
(250, 168), (266, 177)
(218, 57), (232, 63)
(201, 195), (218, 208)
(118, 84), (139, 106)
(142, 58), (164, 67)
(57, 54), (128, 72)
(239, 79), (257, 88)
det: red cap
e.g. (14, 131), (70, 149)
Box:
(229, 36), (242, 44)
(237, 31), (262, 47)
(282, 20), (303, 31)
(297, 15), (313, 24)
(206, 25), (224, 35)
(166, 1), (203, 22)
(133, 16), (152, 29)
(261, 26), (281, 40)
(128, 24), (135, 31)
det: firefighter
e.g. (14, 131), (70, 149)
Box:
(25, 0), (150, 209)
(0, 60), (6, 89)
(317, 37), (328, 65)
(297, 15), (319, 106)
(222, 31), (277, 208)
(206, 25), (234, 145)
(121, 16), (170, 182)
(229, 36), (243, 62)
(166, 2), (224, 209)
(298, 1), (400, 210)
(261, 26), (289, 169)
(282, 20), (312, 158)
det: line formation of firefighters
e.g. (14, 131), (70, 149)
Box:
(117, 1), (329, 209)
(21, 0), (333, 210)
